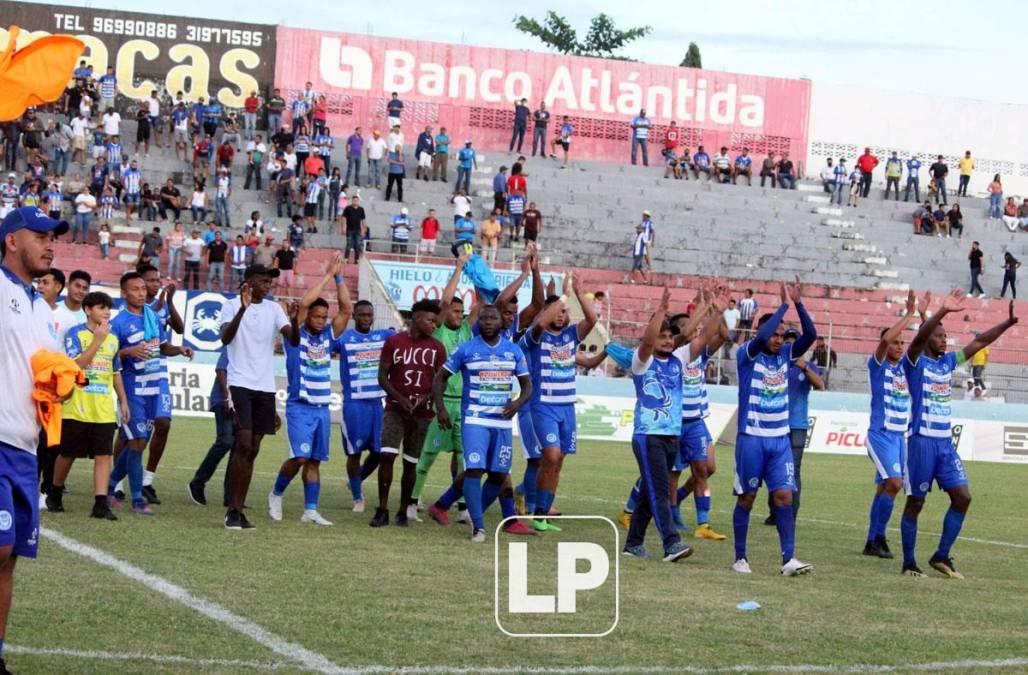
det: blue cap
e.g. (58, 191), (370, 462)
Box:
(0, 206), (69, 239)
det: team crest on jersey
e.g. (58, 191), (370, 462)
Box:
(919, 482), (930, 492)
(0, 511), (10, 530)
(893, 463), (902, 473)
(8, 297), (21, 314)
(546, 433), (557, 443)
(301, 443), (311, 454)
(748, 478), (759, 488)
(468, 452), (481, 463)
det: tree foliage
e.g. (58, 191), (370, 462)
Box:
(680, 42), (702, 68)
(513, 11), (651, 60)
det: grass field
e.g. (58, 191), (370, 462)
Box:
(17, 417), (1028, 674)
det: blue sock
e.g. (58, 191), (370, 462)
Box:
(677, 484), (691, 504)
(463, 475), (484, 530)
(733, 504), (750, 561)
(695, 494), (711, 526)
(348, 476), (363, 502)
(901, 514), (918, 566)
(535, 489), (554, 516)
(481, 480), (502, 513)
(0, 637), (4, 657)
(437, 483), (461, 510)
(866, 494), (882, 543)
(273, 472), (293, 497)
(670, 503), (684, 528)
(625, 479), (641, 512)
(523, 463), (539, 513)
(127, 450), (144, 502)
(876, 494), (896, 540)
(936, 507), (966, 559)
(109, 450), (129, 489)
(774, 504), (796, 564)
(303, 481), (320, 510)
(500, 496), (516, 519)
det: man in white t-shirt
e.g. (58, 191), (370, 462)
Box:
(52, 269), (90, 344)
(219, 264), (291, 530)
(70, 112), (90, 165)
(146, 90), (162, 148)
(387, 125), (404, 154)
(723, 299), (741, 348)
(365, 130), (388, 189)
(101, 109), (121, 140)
(452, 190), (472, 224)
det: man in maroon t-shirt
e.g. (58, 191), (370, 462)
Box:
(522, 202), (542, 245)
(373, 299), (447, 527)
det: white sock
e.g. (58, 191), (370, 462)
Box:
(115, 480), (124, 492)
(142, 470), (155, 487)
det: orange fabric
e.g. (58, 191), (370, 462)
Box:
(0, 26), (85, 122)
(31, 349), (86, 446)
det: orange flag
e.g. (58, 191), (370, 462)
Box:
(0, 26), (85, 121)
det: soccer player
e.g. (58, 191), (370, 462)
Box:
(48, 291), (127, 520)
(268, 255), (350, 525)
(187, 347), (233, 506)
(522, 273), (597, 531)
(431, 305), (533, 542)
(372, 299), (447, 527)
(0, 206), (69, 674)
(900, 290), (1017, 578)
(732, 277), (815, 576)
(622, 288), (694, 562)
(109, 272), (193, 516)
(220, 264), (291, 530)
(862, 290), (918, 559)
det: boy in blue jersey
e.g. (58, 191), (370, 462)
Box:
(432, 305), (533, 542)
(109, 272), (193, 515)
(862, 290), (919, 559)
(623, 288), (693, 562)
(732, 277), (815, 576)
(521, 273), (597, 532)
(268, 254), (351, 525)
(900, 290), (1017, 578)
(188, 348), (234, 507)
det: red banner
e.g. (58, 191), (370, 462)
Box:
(274, 27), (811, 163)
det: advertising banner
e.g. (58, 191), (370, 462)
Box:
(274, 26), (811, 163)
(1, 3), (276, 107)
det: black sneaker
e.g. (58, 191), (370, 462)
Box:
(239, 511), (256, 530)
(188, 481), (207, 506)
(369, 508), (389, 527)
(225, 508), (242, 530)
(46, 492), (65, 513)
(90, 502), (118, 521)
(875, 536), (894, 559)
(862, 540), (881, 557)
(763, 514), (776, 526)
(395, 512), (408, 527)
(902, 562), (925, 577)
(142, 485), (161, 505)
(928, 553), (964, 579)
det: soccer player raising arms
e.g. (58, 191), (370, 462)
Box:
(432, 304), (533, 542)
(268, 253), (351, 525)
(732, 277), (816, 577)
(900, 290), (1017, 578)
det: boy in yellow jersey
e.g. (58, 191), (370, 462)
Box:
(47, 291), (129, 520)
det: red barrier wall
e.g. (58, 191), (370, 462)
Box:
(274, 27), (811, 163)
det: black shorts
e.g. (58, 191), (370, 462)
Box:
(229, 386), (278, 435)
(136, 124), (150, 142)
(303, 203), (316, 217)
(556, 140), (569, 151)
(59, 420), (116, 458)
(380, 409), (430, 458)
(738, 318), (753, 330)
(523, 230), (538, 242)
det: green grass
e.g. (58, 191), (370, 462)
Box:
(18, 417), (1028, 673)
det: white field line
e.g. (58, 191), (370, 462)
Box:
(6, 645), (289, 670)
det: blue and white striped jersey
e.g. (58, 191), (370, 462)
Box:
(285, 325), (336, 406)
(904, 352), (959, 438)
(867, 355), (911, 433)
(522, 325), (580, 406)
(337, 328), (394, 400)
(111, 308), (167, 397)
(736, 341), (793, 437)
(444, 336), (528, 430)
(672, 345), (710, 420)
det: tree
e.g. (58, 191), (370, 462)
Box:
(680, 42), (702, 69)
(513, 11), (651, 60)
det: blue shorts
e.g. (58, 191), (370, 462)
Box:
(0, 444), (39, 559)
(866, 428), (905, 483)
(341, 398), (383, 456)
(532, 403), (576, 455)
(286, 402), (331, 462)
(733, 433), (795, 495)
(674, 418), (711, 471)
(462, 424), (514, 474)
(905, 434), (967, 497)
(518, 409), (541, 460)
(122, 394), (161, 442)
(124, 193), (140, 205)
(156, 379), (173, 419)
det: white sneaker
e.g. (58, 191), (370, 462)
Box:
(732, 558), (752, 574)
(300, 509), (333, 526)
(781, 557), (813, 577)
(38, 492), (48, 512)
(471, 528), (487, 543)
(267, 492), (283, 521)
(416, 497), (425, 512)
(456, 509), (471, 524)
(406, 504), (423, 522)
(352, 499), (365, 513)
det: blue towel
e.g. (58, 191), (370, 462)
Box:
(464, 254), (499, 303)
(605, 343), (634, 370)
(142, 304), (161, 341)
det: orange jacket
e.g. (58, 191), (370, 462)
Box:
(31, 349), (86, 446)
(0, 26), (85, 122)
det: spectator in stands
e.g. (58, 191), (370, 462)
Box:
(215, 168), (232, 228)
(339, 126), (362, 189)
(971, 339), (989, 389)
(722, 298), (741, 350)
(912, 200), (932, 234)
(811, 336), (837, 388)
(453, 211), (476, 257)
(386, 93), (404, 129)
(905, 153), (922, 202)
(664, 146), (681, 180)
(1001, 251), (1021, 299)
(419, 208), (439, 255)
(692, 145), (712, 181)
(159, 178), (182, 221)
(221, 113), (241, 152)
(455, 140), (476, 194)
(182, 229), (204, 290)
(629, 109), (651, 166)
(507, 163), (527, 197)
(958, 150), (975, 197)
(230, 235), (250, 286)
(387, 125), (404, 155)
(929, 155), (949, 205)
(97, 66), (117, 111)
(522, 201), (542, 247)
(216, 138), (235, 172)
(72, 184), (96, 244)
(167, 221), (185, 281)
(385, 144), (405, 202)
(452, 189), (472, 225)
(847, 165), (862, 207)
(342, 194), (366, 262)
(274, 238), (297, 293)
(312, 96), (328, 136)
(507, 191), (526, 242)
(819, 158), (836, 193)
(760, 154), (776, 188)
(264, 89), (285, 135)
(190, 181), (208, 223)
(884, 152), (903, 200)
(776, 152), (797, 189)
(138, 226), (163, 268)
(275, 163), (294, 218)
(243, 134), (265, 191)
(831, 159), (847, 205)
(664, 121), (679, 158)
(988, 174), (1004, 220)
(737, 289), (758, 339)
(857, 147), (878, 198)
(415, 126), (434, 181)
(640, 210), (655, 268)
(933, 203), (950, 237)
(947, 203), (964, 238)
(1001, 197), (1020, 232)
(492, 166), (508, 214)
(630, 223), (649, 284)
(713, 147), (732, 183)
(359, 129), (383, 189)
(1018, 198), (1028, 231)
(205, 230), (227, 291)
(202, 221), (218, 246)
(101, 106), (121, 141)
(733, 148), (753, 185)
(481, 210), (502, 264)
(432, 126), (449, 182)
(510, 99), (529, 153)
(140, 182), (157, 221)
(390, 207), (412, 254)
(532, 102), (550, 157)
(968, 241), (985, 297)
(253, 235), (276, 268)
(551, 116), (572, 168)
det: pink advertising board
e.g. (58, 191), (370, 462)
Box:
(275, 27), (811, 164)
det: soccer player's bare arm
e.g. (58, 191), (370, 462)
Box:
(962, 300), (1018, 361)
(637, 287), (670, 364)
(298, 252), (342, 331)
(907, 288), (963, 362)
(433, 367), (455, 428)
(438, 254), (466, 319)
(163, 283), (185, 334)
(377, 345), (413, 414)
(519, 247), (544, 327)
(787, 275), (818, 358)
(571, 273), (598, 339)
(221, 284), (251, 345)
(875, 289), (917, 363)
(529, 296), (565, 342)
(575, 348), (608, 371)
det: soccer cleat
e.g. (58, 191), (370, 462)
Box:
(38, 492), (48, 512)
(732, 558), (753, 574)
(267, 492), (283, 522)
(501, 520), (537, 536)
(929, 554), (965, 580)
(352, 499), (365, 513)
(406, 504), (423, 522)
(90, 502), (118, 521)
(662, 542), (695, 563)
(239, 511), (256, 530)
(300, 510), (334, 526)
(617, 510), (632, 530)
(369, 508), (390, 528)
(513, 488), (526, 515)
(456, 508), (471, 525)
(863, 540), (883, 557)
(622, 545), (650, 559)
(107, 494), (124, 510)
(187, 481), (207, 506)
(530, 519), (562, 533)
(427, 504), (449, 526)
(876, 536), (894, 557)
(114, 489), (126, 501)
(45, 493), (65, 513)
(395, 512), (409, 527)
(141, 485), (161, 505)
(131, 500), (155, 516)
(763, 514), (776, 526)
(781, 558), (813, 577)
(694, 524), (727, 541)
(415, 497), (425, 512)
(471, 528), (487, 543)
(225, 509), (243, 529)
(902, 563), (925, 577)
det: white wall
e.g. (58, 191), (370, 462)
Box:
(806, 81), (1028, 198)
